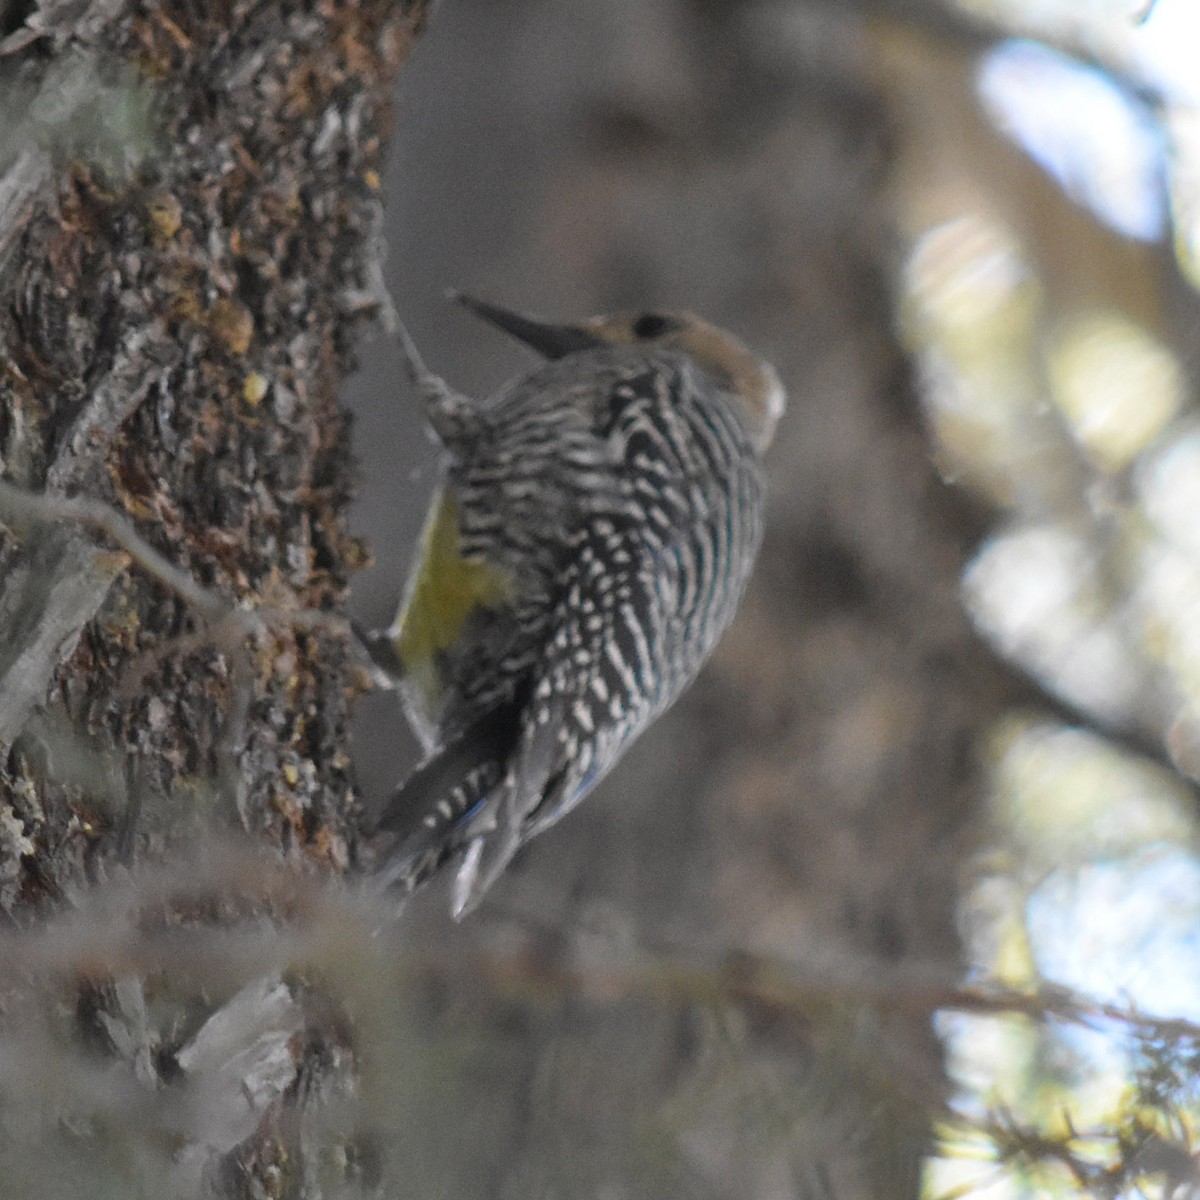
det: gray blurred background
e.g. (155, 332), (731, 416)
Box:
(342, 1), (1200, 1196)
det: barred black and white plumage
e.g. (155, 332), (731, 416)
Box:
(365, 294), (785, 916)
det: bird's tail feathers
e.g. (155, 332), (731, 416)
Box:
(449, 693), (572, 918)
(369, 698), (521, 895)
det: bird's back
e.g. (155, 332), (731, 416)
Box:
(371, 305), (778, 913)
(399, 345), (763, 752)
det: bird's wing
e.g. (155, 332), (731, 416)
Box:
(450, 518), (669, 916)
(369, 693), (523, 893)
(385, 486), (520, 748)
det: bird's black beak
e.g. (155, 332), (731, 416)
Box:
(450, 291), (604, 360)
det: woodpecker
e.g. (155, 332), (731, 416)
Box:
(364, 293), (785, 917)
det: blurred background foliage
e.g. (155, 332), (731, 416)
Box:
(343, 0), (1200, 1197)
(884, 1), (1200, 1194)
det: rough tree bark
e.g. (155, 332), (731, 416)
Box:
(0, 1), (423, 1194)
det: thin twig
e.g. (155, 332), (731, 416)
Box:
(0, 479), (229, 622)
(0, 479), (365, 643)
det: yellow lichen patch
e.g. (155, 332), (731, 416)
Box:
(394, 492), (515, 716)
(343, 536), (373, 573)
(243, 372), (269, 405)
(147, 189), (182, 240)
(207, 297), (254, 355)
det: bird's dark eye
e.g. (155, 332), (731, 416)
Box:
(632, 313), (671, 339)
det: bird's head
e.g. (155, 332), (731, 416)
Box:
(452, 293), (785, 454)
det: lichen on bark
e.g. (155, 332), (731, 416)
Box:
(0, 0), (424, 903)
(0, 1), (426, 1193)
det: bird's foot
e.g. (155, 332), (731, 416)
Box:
(393, 318), (473, 444)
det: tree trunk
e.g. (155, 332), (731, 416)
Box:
(0, 1), (422, 1194)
